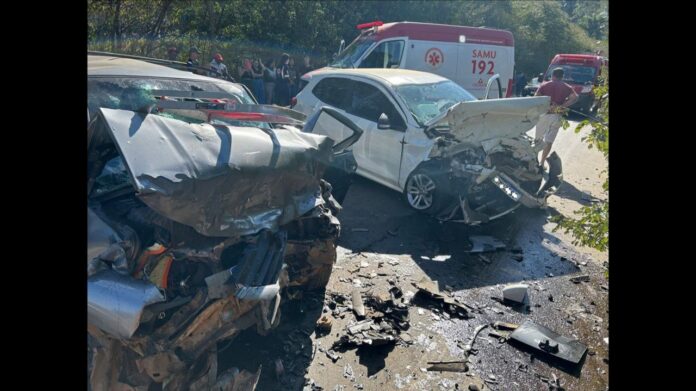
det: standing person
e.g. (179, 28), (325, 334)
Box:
(534, 67), (579, 166)
(275, 53), (291, 106)
(239, 58), (254, 93)
(298, 55), (313, 76)
(516, 72), (527, 97)
(251, 58), (266, 104)
(166, 46), (179, 61)
(287, 57), (298, 99)
(186, 47), (200, 72)
(209, 53), (229, 80)
(263, 59), (277, 105)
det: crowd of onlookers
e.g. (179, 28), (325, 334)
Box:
(166, 46), (315, 106)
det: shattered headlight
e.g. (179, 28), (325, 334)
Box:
(492, 176), (520, 201)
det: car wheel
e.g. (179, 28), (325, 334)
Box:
(404, 166), (450, 214)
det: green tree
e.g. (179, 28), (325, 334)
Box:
(552, 66), (608, 252)
(87, 1), (599, 78)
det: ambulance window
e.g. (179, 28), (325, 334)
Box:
(349, 81), (405, 131)
(359, 40), (404, 69)
(312, 77), (353, 111)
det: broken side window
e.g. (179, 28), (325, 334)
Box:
(91, 155), (131, 197)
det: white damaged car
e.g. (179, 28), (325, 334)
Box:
(293, 69), (562, 224)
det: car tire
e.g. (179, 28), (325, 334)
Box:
(403, 165), (452, 215)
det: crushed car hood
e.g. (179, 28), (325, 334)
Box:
(425, 96), (550, 143)
(89, 108), (335, 238)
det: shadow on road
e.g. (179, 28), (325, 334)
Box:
(555, 180), (601, 206)
(337, 177), (583, 291)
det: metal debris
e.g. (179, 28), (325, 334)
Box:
(389, 286), (404, 301)
(303, 378), (324, 391)
(569, 275), (591, 283)
(468, 236), (506, 253)
(413, 277), (470, 319)
(343, 364), (355, 382)
(317, 315), (333, 331)
(488, 330), (508, 341)
(426, 360), (468, 372)
(492, 321), (519, 331)
(325, 349), (341, 363)
(547, 373), (564, 390)
(462, 324), (488, 355)
(352, 289), (366, 317)
(351, 228), (369, 232)
(347, 319), (374, 334)
(509, 320), (587, 364)
(502, 284), (529, 304)
(333, 293), (410, 350)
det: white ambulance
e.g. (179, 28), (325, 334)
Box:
(300, 21), (516, 100)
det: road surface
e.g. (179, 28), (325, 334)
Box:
(219, 118), (609, 391)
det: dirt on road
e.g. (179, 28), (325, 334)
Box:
(219, 119), (609, 391)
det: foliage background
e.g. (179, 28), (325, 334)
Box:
(87, 0), (607, 77)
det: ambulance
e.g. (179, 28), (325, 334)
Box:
(541, 54), (608, 114)
(299, 21), (516, 100)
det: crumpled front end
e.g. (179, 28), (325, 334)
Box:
(420, 96), (562, 224)
(87, 186), (342, 391)
(430, 137), (562, 225)
(87, 107), (358, 390)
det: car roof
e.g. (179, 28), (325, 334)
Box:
(309, 68), (449, 87)
(88, 55), (219, 82)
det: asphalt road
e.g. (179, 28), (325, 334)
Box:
(219, 118), (609, 391)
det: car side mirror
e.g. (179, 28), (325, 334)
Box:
(378, 113), (390, 130)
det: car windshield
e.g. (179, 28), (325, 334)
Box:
(544, 65), (596, 84)
(395, 81), (477, 125)
(329, 35), (375, 68)
(87, 76), (266, 127)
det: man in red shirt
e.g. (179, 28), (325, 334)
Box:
(534, 67), (579, 166)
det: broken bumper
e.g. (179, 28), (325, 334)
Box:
(447, 152), (562, 224)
